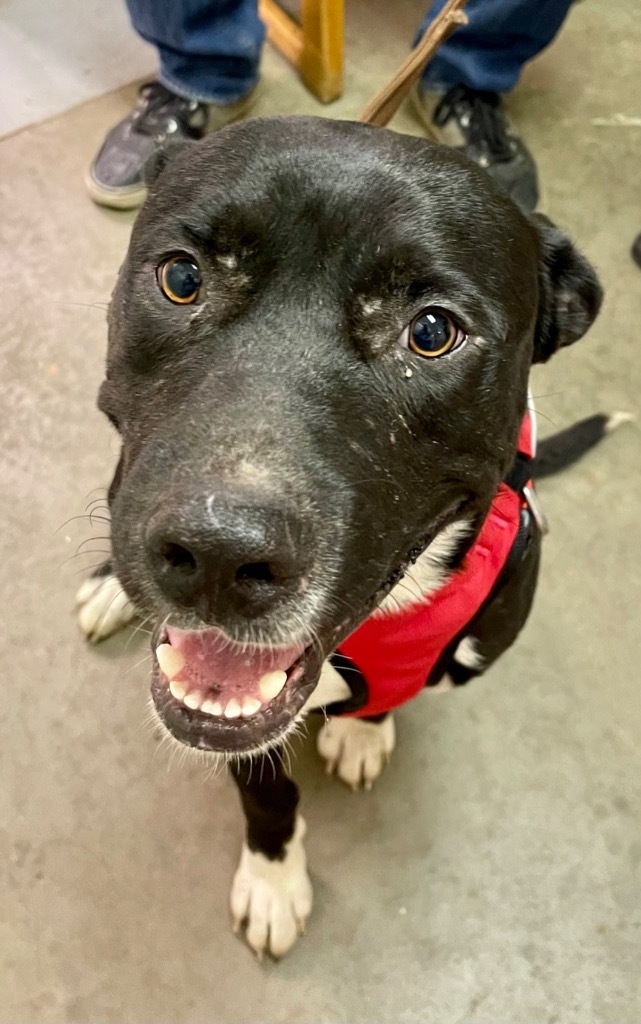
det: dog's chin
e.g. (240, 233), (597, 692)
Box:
(149, 626), (324, 755)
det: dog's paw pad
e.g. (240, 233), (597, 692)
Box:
(317, 714), (396, 790)
(75, 573), (136, 642)
(230, 817), (313, 960)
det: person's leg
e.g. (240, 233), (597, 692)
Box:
(412, 0), (574, 212)
(418, 0), (574, 93)
(87, 0), (263, 209)
(129, 0), (264, 103)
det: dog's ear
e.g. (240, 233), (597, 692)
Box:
(143, 139), (194, 187)
(532, 213), (603, 364)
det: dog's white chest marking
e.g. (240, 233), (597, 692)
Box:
(378, 518), (471, 612)
(302, 661), (351, 712)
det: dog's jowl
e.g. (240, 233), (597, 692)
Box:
(78, 117), (603, 958)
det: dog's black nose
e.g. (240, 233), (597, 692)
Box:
(145, 489), (312, 621)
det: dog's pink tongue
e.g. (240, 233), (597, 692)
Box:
(164, 625), (302, 697)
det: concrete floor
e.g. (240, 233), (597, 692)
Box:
(1, 1), (640, 1021)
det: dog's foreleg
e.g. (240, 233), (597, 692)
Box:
(76, 456), (137, 642)
(75, 561), (136, 642)
(229, 752), (312, 960)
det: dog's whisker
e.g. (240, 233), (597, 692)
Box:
(71, 560), (113, 578)
(530, 389), (572, 401)
(65, 547), (112, 562)
(55, 512), (109, 534)
(326, 663), (363, 675)
(124, 616), (154, 650)
(63, 548), (112, 567)
(281, 739), (293, 778)
(531, 408), (559, 428)
(58, 300), (110, 312)
(75, 535), (112, 553)
(123, 653), (153, 677)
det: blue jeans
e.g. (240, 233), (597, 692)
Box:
(127, 0), (265, 103)
(417, 0), (574, 93)
(126, 0), (573, 103)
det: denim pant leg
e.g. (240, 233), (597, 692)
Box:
(417, 0), (574, 93)
(126, 0), (264, 104)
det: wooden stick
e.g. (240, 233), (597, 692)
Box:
(358, 0), (468, 128)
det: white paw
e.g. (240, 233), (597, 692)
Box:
(230, 816), (313, 960)
(317, 714), (396, 790)
(75, 573), (136, 642)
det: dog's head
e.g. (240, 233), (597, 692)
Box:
(99, 117), (601, 754)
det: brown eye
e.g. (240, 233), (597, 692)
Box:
(157, 256), (201, 304)
(406, 308), (465, 358)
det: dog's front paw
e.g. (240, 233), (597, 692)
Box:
(230, 816), (313, 960)
(75, 572), (136, 642)
(317, 714), (396, 790)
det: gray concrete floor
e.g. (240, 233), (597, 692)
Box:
(1, 1), (640, 1021)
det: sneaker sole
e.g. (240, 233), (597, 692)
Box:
(85, 167), (147, 210)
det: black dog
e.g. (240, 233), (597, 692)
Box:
(77, 116), (603, 958)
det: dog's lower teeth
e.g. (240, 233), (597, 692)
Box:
(258, 670), (287, 702)
(156, 643), (185, 680)
(224, 698), (242, 719)
(183, 690), (204, 710)
(241, 697), (262, 717)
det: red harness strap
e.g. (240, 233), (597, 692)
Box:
(333, 413), (536, 718)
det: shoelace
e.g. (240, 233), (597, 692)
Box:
(434, 84), (514, 162)
(131, 82), (205, 138)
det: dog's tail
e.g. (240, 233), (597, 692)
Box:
(533, 412), (634, 478)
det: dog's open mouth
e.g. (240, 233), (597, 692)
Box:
(150, 625), (322, 753)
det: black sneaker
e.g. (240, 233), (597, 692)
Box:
(632, 234), (641, 269)
(412, 83), (539, 212)
(86, 81), (255, 210)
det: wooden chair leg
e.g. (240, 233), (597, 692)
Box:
(259, 0), (344, 104)
(300, 0), (344, 103)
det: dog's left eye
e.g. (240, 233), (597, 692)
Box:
(157, 256), (202, 304)
(399, 308), (466, 359)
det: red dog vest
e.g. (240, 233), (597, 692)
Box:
(332, 411), (537, 718)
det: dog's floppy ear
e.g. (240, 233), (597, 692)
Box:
(532, 213), (603, 364)
(143, 138), (194, 187)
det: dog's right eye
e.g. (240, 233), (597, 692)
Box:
(157, 256), (201, 304)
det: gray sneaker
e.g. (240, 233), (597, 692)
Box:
(86, 81), (255, 209)
(412, 83), (539, 213)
